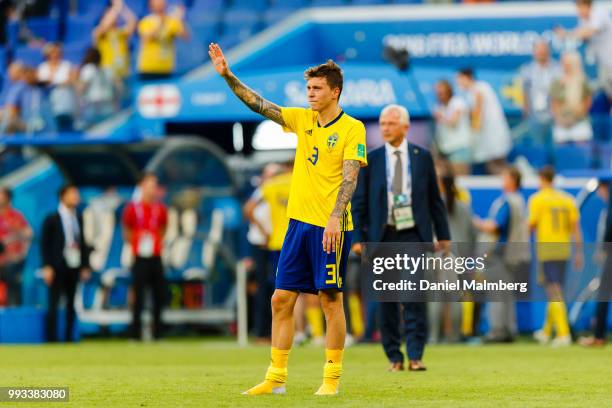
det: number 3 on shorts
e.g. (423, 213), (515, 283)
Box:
(325, 264), (337, 285)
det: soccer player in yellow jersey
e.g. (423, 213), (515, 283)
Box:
(528, 166), (583, 347)
(209, 43), (368, 395)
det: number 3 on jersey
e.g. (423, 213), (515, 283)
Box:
(307, 146), (319, 165)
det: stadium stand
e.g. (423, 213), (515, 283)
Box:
(0, 0), (611, 343)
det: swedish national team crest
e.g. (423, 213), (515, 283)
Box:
(327, 133), (339, 149)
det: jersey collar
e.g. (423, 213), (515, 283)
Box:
(317, 110), (344, 128)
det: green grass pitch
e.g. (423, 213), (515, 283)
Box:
(0, 339), (610, 407)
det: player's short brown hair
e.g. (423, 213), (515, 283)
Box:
(576, 0), (593, 6)
(304, 60), (343, 99)
(539, 165), (556, 183)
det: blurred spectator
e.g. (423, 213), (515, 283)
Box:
(243, 163), (279, 341)
(93, 0), (137, 82)
(4, 0), (47, 47)
(456, 68), (511, 175)
(474, 166), (529, 343)
(1, 64), (52, 134)
(555, 0), (612, 101)
(519, 41), (560, 146)
(1, 61), (27, 133)
(77, 47), (116, 128)
(41, 184), (91, 342)
(579, 181), (611, 347)
(550, 52), (593, 144)
(123, 173), (168, 340)
(433, 79), (472, 176)
(137, 0), (189, 80)
(37, 43), (78, 132)
(431, 161), (474, 343)
(0, 186), (32, 306)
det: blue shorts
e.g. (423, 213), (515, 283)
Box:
(275, 219), (353, 294)
(541, 261), (567, 284)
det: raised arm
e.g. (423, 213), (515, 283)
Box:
(208, 43), (285, 126)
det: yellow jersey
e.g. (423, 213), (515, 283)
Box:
(281, 107), (367, 230)
(528, 187), (579, 261)
(261, 172), (292, 251)
(137, 15), (184, 74)
(97, 27), (130, 78)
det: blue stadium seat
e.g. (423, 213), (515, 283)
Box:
(392, 0), (423, 3)
(0, 47), (5, 70)
(124, 0), (147, 17)
(77, 0), (107, 18)
(229, 0), (268, 12)
(5, 21), (19, 47)
(175, 39), (207, 74)
(269, 0), (308, 9)
(190, 0), (225, 13)
(508, 144), (549, 168)
(26, 17), (60, 42)
(351, 0), (389, 4)
(64, 16), (97, 44)
(187, 13), (221, 44)
(263, 8), (296, 27)
(220, 10), (261, 42)
(310, 0), (347, 6)
(63, 41), (91, 65)
(13, 46), (44, 66)
(222, 9), (260, 26)
(553, 144), (592, 171)
(217, 30), (250, 50)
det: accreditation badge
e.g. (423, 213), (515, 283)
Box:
(63, 244), (81, 268)
(392, 194), (415, 230)
(138, 232), (155, 258)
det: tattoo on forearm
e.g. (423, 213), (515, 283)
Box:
(332, 160), (360, 218)
(224, 73), (285, 126)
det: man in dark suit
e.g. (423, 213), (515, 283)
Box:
(41, 184), (91, 342)
(352, 104), (451, 371)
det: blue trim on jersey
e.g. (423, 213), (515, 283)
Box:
(317, 110), (344, 128)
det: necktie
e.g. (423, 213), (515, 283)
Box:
(392, 150), (403, 195)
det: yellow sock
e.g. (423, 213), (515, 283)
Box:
(316, 349), (343, 395)
(265, 347), (290, 383)
(550, 302), (570, 337)
(306, 307), (325, 338)
(542, 303), (553, 337)
(243, 348), (289, 395)
(348, 294), (364, 338)
(461, 302), (474, 337)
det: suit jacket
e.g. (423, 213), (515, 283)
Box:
(352, 142), (451, 243)
(41, 211), (90, 274)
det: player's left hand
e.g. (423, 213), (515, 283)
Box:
(323, 215), (341, 254)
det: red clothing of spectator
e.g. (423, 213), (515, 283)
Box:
(0, 207), (30, 265)
(122, 200), (167, 257)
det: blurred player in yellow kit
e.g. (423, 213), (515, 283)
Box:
(209, 43), (367, 395)
(528, 166), (583, 346)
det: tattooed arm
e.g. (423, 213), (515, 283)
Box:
(322, 160), (361, 253)
(332, 160), (361, 218)
(208, 43), (285, 126)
